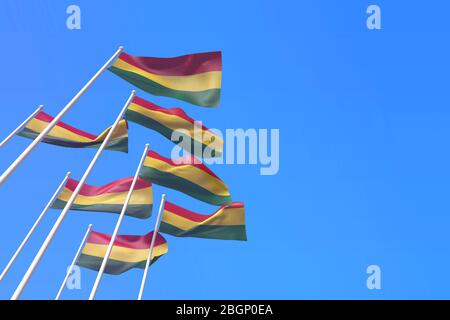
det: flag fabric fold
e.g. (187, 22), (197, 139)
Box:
(109, 51), (222, 107)
(77, 230), (168, 275)
(51, 177), (153, 219)
(139, 150), (232, 206)
(18, 111), (128, 153)
(160, 201), (247, 241)
(126, 96), (223, 157)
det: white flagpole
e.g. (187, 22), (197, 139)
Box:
(0, 171), (71, 282)
(137, 194), (166, 300)
(88, 143), (150, 300)
(0, 105), (44, 148)
(11, 90), (135, 300)
(55, 224), (93, 300)
(0, 46), (124, 187)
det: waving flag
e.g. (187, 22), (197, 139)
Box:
(52, 177), (153, 219)
(160, 201), (246, 241)
(18, 111), (128, 153)
(140, 150), (231, 206)
(77, 230), (168, 275)
(126, 96), (223, 157)
(109, 51), (222, 107)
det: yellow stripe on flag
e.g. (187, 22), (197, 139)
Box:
(128, 102), (223, 147)
(163, 207), (245, 231)
(144, 157), (229, 197)
(82, 242), (168, 263)
(26, 118), (92, 142)
(113, 59), (221, 92)
(58, 187), (152, 206)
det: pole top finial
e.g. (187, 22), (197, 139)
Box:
(66, 171), (72, 177)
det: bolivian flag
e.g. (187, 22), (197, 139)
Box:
(77, 230), (168, 275)
(140, 150), (231, 206)
(127, 96), (223, 157)
(18, 111), (128, 153)
(160, 201), (247, 241)
(109, 51), (222, 107)
(51, 177), (153, 219)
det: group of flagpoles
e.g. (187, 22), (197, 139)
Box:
(53, 194), (165, 300)
(138, 194), (166, 300)
(0, 46), (164, 300)
(88, 143), (150, 300)
(0, 105), (44, 148)
(0, 172), (71, 282)
(54, 194), (166, 301)
(55, 224), (93, 300)
(0, 46), (124, 188)
(11, 90), (135, 300)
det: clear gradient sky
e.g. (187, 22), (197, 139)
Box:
(1, 0), (450, 299)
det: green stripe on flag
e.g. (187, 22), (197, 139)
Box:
(109, 66), (221, 107)
(159, 222), (247, 241)
(139, 166), (231, 206)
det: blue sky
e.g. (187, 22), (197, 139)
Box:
(1, 0), (450, 299)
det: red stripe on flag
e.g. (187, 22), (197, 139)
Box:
(164, 201), (210, 222)
(87, 231), (166, 249)
(165, 201), (244, 222)
(34, 111), (98, 140)
(132, 96), (210, 130)
(118, 51), (222, 76)
(65, 177), (151, 196)
(147, 150), (220, 180)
